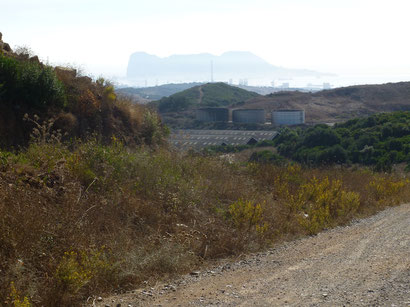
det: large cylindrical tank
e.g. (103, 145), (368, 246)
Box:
(232, 109), (266, 124)
(272, 110), (305, 126)
(196, 108), (229, 122)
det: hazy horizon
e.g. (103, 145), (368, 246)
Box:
(2, 0), (410, 87)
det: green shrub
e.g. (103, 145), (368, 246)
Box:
(275, 111), (410, 169)
(0, 55), (66, 110)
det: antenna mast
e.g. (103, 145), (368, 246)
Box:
(211, 60), (214, 82)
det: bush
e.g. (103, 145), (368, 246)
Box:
(302, 126), (341, 147)
(0, 54), (66, 110)
(158, 96), (192, 113)
(275, 112), (410, 169)
(229, 199), (268, 233)
(294, 177), (360, 234)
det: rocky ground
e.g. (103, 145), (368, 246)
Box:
(94, 203), (410, 307)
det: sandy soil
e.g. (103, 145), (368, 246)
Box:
(95, 203), (410, 307)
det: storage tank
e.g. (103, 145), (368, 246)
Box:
(196, 108), (229, 122)
(272, 110), (305, 126)
(232, 109), (266, 124)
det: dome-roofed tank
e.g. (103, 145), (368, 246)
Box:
(272, 109), (305, 126)
(196, 108), (229, 122)
(232, 109), (266, 124)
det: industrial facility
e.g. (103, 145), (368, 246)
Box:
(196, 108), (229, 122)
(232, 109), (266, 124)
(272, 110), (305, 126)
(196, 107), (306, 126)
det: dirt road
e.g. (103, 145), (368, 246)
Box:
(98, 204), (410, 306)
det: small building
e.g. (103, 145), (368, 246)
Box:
(232, 109), (266, 124)
(272, 110), (305, 126)
(196, 108), (229, 122)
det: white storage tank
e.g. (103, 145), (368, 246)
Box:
(232, 109), (266, 124)
(272, 110), (305, 126)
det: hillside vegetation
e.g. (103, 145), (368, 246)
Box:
(205, 112), (410, 172)
(0, 36), (168, 149)
(235, 82), (410, 123)
(155, 82), (260, 112)
(274, 111), (410, 171)
(117, 82), (203, 101)
(1, 136), (409, 305)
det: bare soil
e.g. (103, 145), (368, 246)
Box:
(95, 203), (410, 306)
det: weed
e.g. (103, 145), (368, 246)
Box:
(8, 282), (31, 307)
(368, 176), (409, 205)
(229, 199), (267, 233)
(55, 249), (111, 293)
(295, 177), (360, 234)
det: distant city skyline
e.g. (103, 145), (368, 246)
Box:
(2, 0), (410, 85)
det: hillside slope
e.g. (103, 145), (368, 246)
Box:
(238, 82), (410, 123)
(158, 82), (260, 110)
(0, 33), (167, 148)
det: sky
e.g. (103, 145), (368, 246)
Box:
(1, 0), (410, 84)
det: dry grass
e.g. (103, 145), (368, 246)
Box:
(0, 139), (409, 306)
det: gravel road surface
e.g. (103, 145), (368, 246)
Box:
(96, 203), (410, 307)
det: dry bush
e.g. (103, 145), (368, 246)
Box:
(0, 137), (409, 305)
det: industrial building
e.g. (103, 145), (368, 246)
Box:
(196, 108), (229, 122)
(272, 110), (305, 126)
(232, 109), (266, 124)
(170, 129), (278, 150)
(195, 107), (305, 126)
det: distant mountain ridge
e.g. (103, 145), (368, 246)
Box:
(127, 51), (327, 83)
(116, 82), (317, 102)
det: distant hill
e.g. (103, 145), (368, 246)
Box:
(126, 51), (328, 83)
(117, 82), (203, 101)
(117, 82), (317, 102)
(155, 81), (410, 128)
(156, 82), (260, 112)
(236, 82), (410, 123)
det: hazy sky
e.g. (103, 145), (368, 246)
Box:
(2, 0), (410, 80)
